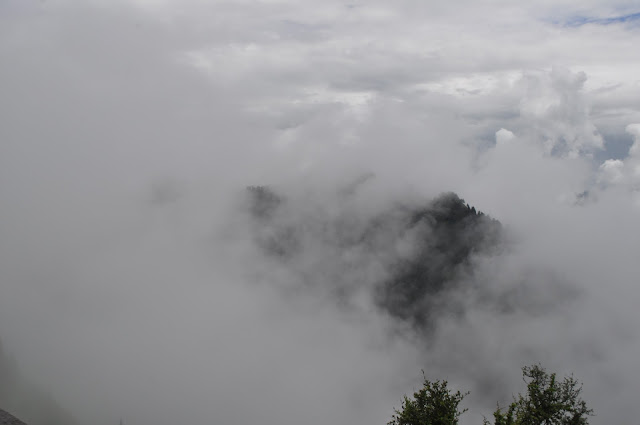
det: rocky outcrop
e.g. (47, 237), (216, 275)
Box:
(0, 409), (27, 425)
(0, 341), (79, 425)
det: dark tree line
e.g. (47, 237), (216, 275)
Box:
(388, 365), (593, 425)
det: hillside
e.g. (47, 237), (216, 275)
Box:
(0, 341), (78, 425)
(247, 187), (503, 330)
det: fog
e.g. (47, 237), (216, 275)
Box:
(1, 1), (640, 424)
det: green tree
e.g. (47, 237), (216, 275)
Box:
(488, 364), (593, 425)
(388, 372), (468, 425)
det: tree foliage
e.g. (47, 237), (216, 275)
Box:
(487, 364), (593, 425)
(390, 365), (593, 425)
(388, 372), (468, 425)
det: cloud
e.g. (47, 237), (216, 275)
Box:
(495, 128), (515, 146)
(598, 159), (625, 184)
(596, 124), (640, 194)
(1, 1), (640, 425)
(518, 67), (604, 156)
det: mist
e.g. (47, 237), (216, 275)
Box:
(1, 1), (640, 424)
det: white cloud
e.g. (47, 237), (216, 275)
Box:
(518, 67), (604, 156)
(597, 124), (640, 191)
(598, 159), (625, 184)
(627, 123), (640, 156)
(2, 1), (640, 425)
(495, 128), (516, 146)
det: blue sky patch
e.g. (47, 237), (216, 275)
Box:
(563, 11), (640, 27)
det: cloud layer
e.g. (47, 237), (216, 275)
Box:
(1, 1), (640, 425)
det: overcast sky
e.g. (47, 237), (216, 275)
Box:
(1, 1), (640, 425)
